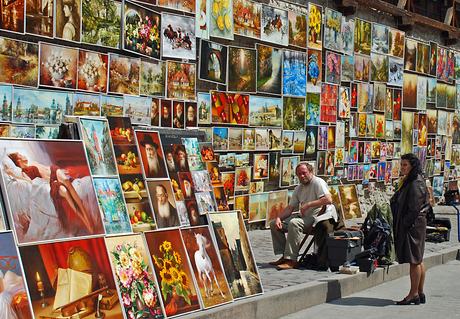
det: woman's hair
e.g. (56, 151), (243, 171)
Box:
(62, 0), (80, 36)
(401, 153), (423, 187)
(8, 152), (19, 167)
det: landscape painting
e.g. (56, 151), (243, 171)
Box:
(228, 46), (256, 92)
(140, 59), (165, 97)
(233, 0), (261, 39)
(248, 95), (282, 127)
(288, 10), (306, 48)
(167, 61), (196, 101)
(0, 37), (38, 87)
(108, 54), (140, 95)
(200, 39), (228, 85)
(260, 5), (288, 46)
(81, 0), (121, 48)
(257, 44), (282, 95)
(162, 12), (196, 60)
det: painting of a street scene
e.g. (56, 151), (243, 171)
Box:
(0, 37), (39, 87)
(257, 44), (282, 95)
(1, 0), (24, 33)
(208, 211), (263, 299)
(248, 96), (282, 127)
(0, 84), (12, 121)
(228, 47), (256, 92)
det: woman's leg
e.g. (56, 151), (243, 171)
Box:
(418, 262), (426, 294)
(407, 263), (422, 299)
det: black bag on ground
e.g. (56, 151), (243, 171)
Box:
(363, 203), (393, 263)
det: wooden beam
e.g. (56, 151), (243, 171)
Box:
(356, 0), (406, 17)
(334, 0), (358, 16)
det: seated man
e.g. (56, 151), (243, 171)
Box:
(269, 162), (332, 270)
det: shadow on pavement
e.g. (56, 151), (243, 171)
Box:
(328, 297), (395, 307)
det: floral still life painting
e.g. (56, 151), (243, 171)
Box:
(210, 0), (233, 40)
(78, 50), (108, 93)
(308, 3), (322, 50)
(39, 43), (78, 89)
(323, 8), (342, 52)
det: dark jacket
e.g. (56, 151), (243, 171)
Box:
(394, 174), (430, 264)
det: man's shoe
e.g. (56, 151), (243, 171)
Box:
(268, 257), (287, 266)
(276, 260), (299, 270)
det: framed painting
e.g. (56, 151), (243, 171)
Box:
(404, 39), (417, 71)
(403, 73), (417, 109)
(39, 43), (78, 89)
(401, 111), (414, 154)
(340, 17), (354, 56)
(77, 49), (108, 93)
(266, 190), (287, 228)
(283, 49), (306, 97)
(1, 0), (24, 33)
(248, 192), (268, 223)
(417, 42), (430, 74)
(282, 130), (294, 154)
(196, 0), (210, 39)
(105, 234), (164, 318)
(197, 93), (211, 124)
(389, 28), (404, 58)
(180, 226), (233, 308)
(358, 82), (373, 113)
(35, 125), (59, 139)
(305, 126), (318, 159)
(0, 139), (105, 244)
(73, 93), (100, 116)
(393, 88), (402, 120)
(373, 83), (386, 112)
(166, 61), (196, 101)
(325, 51), (341, 85)
(248, 96), (282, 127)
(293, 131), (307, 154)
(417, 76), (427, 110)
(211, 91), (249, 125)
(260, 5), (288, 46)
(141, 59), (165, 97)
(253, 153), (268, 179)
(327, 126), (335, 149)
(147, 179), (180, 228)
(19, 237), (124, 318)
(0, 84), (12, 121)
(235, 166), (251, 191)
(161, 13), (195, 60)
(26, 0), (51, 36)
(10, 124), (35, 138)
(320, 83), (338, 123)
(366, 113), (375, 138)
(358, 113), (366, 136)
(268, 152), (280, 182)
(307, 49), (321, 93)
(354, 18), (371, 56)
(123, 95), (151, 125)
(389, 56), (403, 87)
(108, 54), (140, 95)
(308, 3), (322, 50)
(199, 40), (227, 85)
(107, 117), (135, 147)
(429, 41), (437, 76)
(257, 44), (282, 95)
(336, 121), (345, 148)
(354, 54), (370, 83)
(337, 184), (362, 219)
(306, 92), (320, 125)
(182, 138), (204, 171)
(370, 52), (389, 83)
(268, 128), (282, 151)
(288, 10), (306, 48)
(234, 195), (249, 219)
(437, 46), (447, 81)
(227, 128), (242, 151)
(78, 117), (117, 176)
(341, 55), (354, 82)
(233, 0), (261, 39)
(371, 23), (389, 54)
(212, 127), (228, 152)
(447, 84), (456, 109)
(190, 171), (212, 194)
(375, 114), (385, 139)
(157, 0), (194, 12)
(436, 82), (447, 108)
(228, 46), (256, 92)
(283, 96), (305, 130)
(210, 0), (233, 40)
(385, 87), (393, 119)
(255, 128), (269, 150)
(323, 8), (342, 52)
(101, 95), (123, 117)
(81, 0), (121, 48)
(208, 211), (263, 298)
(54, 0), (81, 41)
(135, 130), (168, 179)
(222, 171), (235, 203)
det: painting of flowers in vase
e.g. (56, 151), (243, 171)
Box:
(78, 49), (108, 93)
(307, 48), (321, 93)
(308, 3), (322, 50)
(39, 43), (78, 89)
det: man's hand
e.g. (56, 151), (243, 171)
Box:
(275, 217), (282, 230)
(300, 202), (309, 215)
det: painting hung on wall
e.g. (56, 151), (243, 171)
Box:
(389, 56), (403, 87)
(140, 59), (165, 97)
(35, 125), (59, 139)
(124, 1), (161, 59)
(404, 39), (416, 71)
(233, 0), (261, 39)
(260, 5), (288, 46)
(340, 17), (354, 56)
(321, 83), (338, 123)
(123, 95), (151, 125)
(268, 128), (282, 151)
(373, 83), (386, 112)
(210, 0), (233, 40)
(306, 92), (320, 125)
(389, 28), (404, 58)
(81, 0), (121, 48)
(371, 23), (389, 54)
(0, 37), (39, 87)
(211, 91), (249, 125)
(257, 44), (282, 95)
(307, 49), (321, 93)
(73, 93), (100, 116)
(101, 95), (123, 117)
(283, 96), (305, 130)
(436, 83), (447, 108)
(341, 55), (354, 82)
(308, 3), (322, 50)
(325, 51), (341, 85)
(403, 73), (417, 109)
(198, 93), (211, 124)
(109, 54), (140, 95)
(0, 139), (104, 244)
(370, 53), (389, 83)
(437, 46), (447, 81)
(338, 184), (362, 219)
(283, 50), (306, 96)
(196, 0), (210, 39)
(40, 43), (78, 89)
(354, 54), (370, 82)
(354, 18), (371, 56)
(54, 0), (81, 41)
(288, 10), (306, 48)
(323, 8), (342, 52)
(25, 0), (51, 37)
(358, 83), (373, 113)
(228, 46), (256, 92)
(248, 96), (282, 127)
(417, 42), (430, 74)
(77, 49), (108, 93)
(167, 61), (196, 101)
(162, 13), (196, 60)
(199, 40), (228, 85)
(417, 76), (427, 110)
(10, 125), (35, 138)
(147, 179), (181, 228)
(157, 0), (194, 12)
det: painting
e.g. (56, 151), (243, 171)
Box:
(402, 111), (414, 154)
(248, 193), (268, 222)
(283, 96), (305, 130)
(373, 82), (386, 112)
(341, 55), (354, 82)
(210, 0), (233, 40)
(308, 3), (322, 50)
(325, 51), (341, 85)
(108, 54), (140, 95)
(257, 44), (282, 95)
(77, 49), (108, 93)
(19, 237), (124, 318)
(181, 226), (233, 308)
(354, 54), (370, 82)
(306, 92), (320, 125)
(101, 95), (123, 117)
(105, 234), (164, 318)
(260, 5), (288, 46)
(375, 114), (385, 139)
(0, 37), (38, 87)
(370, 53), (389, 83)
(10, 125), (35, 138)
(200, 40), (227, 85)
(166, 61), (196, 101)
(354, 18), (371, 56)
(417, 42), (430, 74)
(371, 23), (388, 55)
(337, 184), (362, 219)
(162, 13), (195, 60)
(147, 179), (180, 229)
(182, 138), (204, 171)
(248, 96), (282, 127)
(340, 17), (354, 56)
(39, 43), (78, 89)
(417, 76), (427, 110)
(208, 211), (263, 299)
(266, 190), (287, 228)
(388, 56), (403, 87)
(288, 10), (306, 48)
(73, 93), (100, 116)
(54, 0), (81, 41)
(283, 49), (306, 96)
(235, 166), (251, 191)
(195, 0), (210, 39)
(144, 229), (202, 316)
(320, 83), (338, 123)
(389, 28), (404, 58)
(198, 93), (211, 124)
(429, 41), (437, 77)
(123, 95), (151, 125)
(141, 59), (165, 97)
(25, 0), (51, 36)
(404, 39), (416, 71)
(253, 153), (268, 179)
(0, 139), (104, 244)
(403, 73), (417, 108)
(234, 195), (249, 219)
(255, 128), (269, 150)
(81, 0), (121, 48)
(212, 127), (228, 151)
(211, 91), (249, 125)
(35, 125), (59, 139)
(228, 46), (256, 92)
(307, 49), (321, 93)
(78, 118), (117, 176)
(358, 82), (373, 113)
(0, 85), (11, 122)
(436, 83), (447, 108)
(157, 0), (194, 12)
(135, 130), (168, 179)
(323, 8), (342, 51)
(233, 0), (261, 39)
(437, 46), (447, 81)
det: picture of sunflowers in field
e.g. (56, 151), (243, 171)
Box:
(211, 0), (234, 40)
(308, 3), (322, 50)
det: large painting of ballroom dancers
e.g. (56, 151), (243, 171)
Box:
(0, 139), (105, 245)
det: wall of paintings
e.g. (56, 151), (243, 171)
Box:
(0, 0), (459, 317)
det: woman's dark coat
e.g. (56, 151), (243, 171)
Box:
(394, 174), (430, 264)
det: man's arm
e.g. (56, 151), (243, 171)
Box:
(274, 204), (295, 230)
(300, 194), (332, 216)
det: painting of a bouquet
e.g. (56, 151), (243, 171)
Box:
(108, 235), (164, 319)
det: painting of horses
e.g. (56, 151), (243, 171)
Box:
(261, 5), (288, 46)
(162, 13), (196, 60)
(180, 226), (233, 308)
(208, 211), (263, 299)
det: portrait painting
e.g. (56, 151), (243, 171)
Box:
(73, 93), (100, 116)
(108, 54), (140, 95)
(26, 0), (51, 37)
(323, 8), (342, 52)
(144, 229), (201, 317)
(162, 13), (195, 60)
(337, 184), (362, 219)
(124, 95), (151, 125)
(257, 44), (282, 95)
(77, 49), (108, 93)
(93, 177), (131, 234)
(160, 99), (172, 127)
(341, 55), (354, 82)
(135, 130), (168, 179)
(141, 59), (165, 97)
(210, 0), (233, 40)
(403, 73), (417, 108)
(354, 18), (371, 56)
(248, 193), (268, 223)
(55, 0), (81, 41)
(307, 49), (321, 93)
(78, 117), (117, 176)
(283, 96), (306, 130)
(200, 40), (227, 85)
(404, 39), (416, 71)
(105, 234), (164, 318)
(370, 52), (389, 83)
(249, 96), (282, 127)
(233, 0), (261, 39)
(288, 10), (306, 48)
(388, 56), (403, 87)
(0, 139), (104, 245)
(228, 46), (257, 93)
(208, 211), (263, 299)
(166, 61), (196, 101)
(308, 3), (322, 50)
(101, 95), (123, 117)
(20, 237), (123, 318)
(198, 93), (211, 124)
(261, 5), (288, 46)
(283, 49), (306, 96)
(39, 43), (78, 89)
(81, 0), (121, 48)
(340, 17), (354, 56)
(147, 179), (180, 229)
(389, 28), (404, 58)
(393, 88), (402, 120)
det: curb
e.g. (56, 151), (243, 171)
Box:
(179, 246), (460, 319)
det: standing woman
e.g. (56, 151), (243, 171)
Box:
(391, 153), (430, 305)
